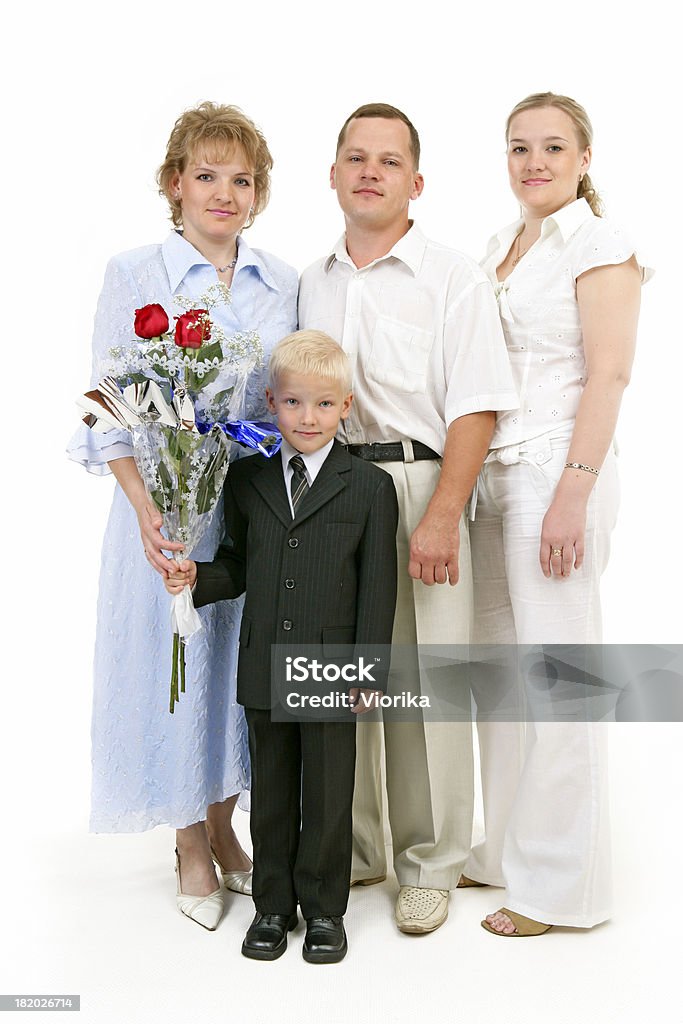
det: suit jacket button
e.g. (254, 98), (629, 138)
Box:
(288, 537), (299, 548)
(282, 619), (293, 631)
(284, 579), (295, 589)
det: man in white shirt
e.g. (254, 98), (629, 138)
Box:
(298, 103), (517, 934)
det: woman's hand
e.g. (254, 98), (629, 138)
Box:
(137, 500), (184, 577)
(108, 457), (184, 578)
(536, 258), (642, 582)
(539, 495), (588, 578)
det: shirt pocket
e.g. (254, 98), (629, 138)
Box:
(367, 316), (434, 394)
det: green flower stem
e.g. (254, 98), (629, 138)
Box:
(170, 632), (179, 713)
(180, 637), (186, 694)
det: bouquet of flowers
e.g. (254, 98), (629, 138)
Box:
(78, 284), (280, 711)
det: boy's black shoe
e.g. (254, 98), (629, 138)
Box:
(241, 912), (298, 961)
(302, 916), (348, 963)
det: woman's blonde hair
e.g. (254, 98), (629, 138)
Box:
(156, 101), (273, 228)
(506, 92), (603, 216)
(268, 331), (352, 393)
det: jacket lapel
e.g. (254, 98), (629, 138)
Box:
(251, 454), (292, 529)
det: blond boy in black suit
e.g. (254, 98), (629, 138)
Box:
(165, 331), (398, 963)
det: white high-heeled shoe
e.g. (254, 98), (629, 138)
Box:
(175, 850), (224, 930)
(210, 845), (253, 896)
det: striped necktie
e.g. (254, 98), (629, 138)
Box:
(289, 454), (309, 515)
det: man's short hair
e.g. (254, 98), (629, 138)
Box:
(268, 331), (352, 393)
(335, 103), (421, 170)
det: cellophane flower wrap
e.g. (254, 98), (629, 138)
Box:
(78, 284), (280, 711)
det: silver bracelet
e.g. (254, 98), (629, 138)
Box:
(564, 461), (600, 476)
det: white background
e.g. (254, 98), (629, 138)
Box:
(2, 2), (680, 1022)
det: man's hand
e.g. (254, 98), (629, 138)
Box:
(408, 507), (460, 586)
(406, 412), (494, 587)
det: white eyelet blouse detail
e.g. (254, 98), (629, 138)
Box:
(481, 198), (653, 449)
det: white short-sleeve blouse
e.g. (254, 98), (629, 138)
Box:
(481, 198), (652, 449)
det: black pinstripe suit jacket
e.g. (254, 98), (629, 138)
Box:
(193, 439), (399, 708)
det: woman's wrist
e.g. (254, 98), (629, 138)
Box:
(564, 460), (599, 476)
(554, 471), (594, 507)
(108, 456), (149, 515)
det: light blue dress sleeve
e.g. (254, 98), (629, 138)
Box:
(66, 255), (139, 475)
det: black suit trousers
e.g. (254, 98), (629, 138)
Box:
(245, 710), (357, 919)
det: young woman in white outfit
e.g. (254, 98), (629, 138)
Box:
(464, 93), (651, 935)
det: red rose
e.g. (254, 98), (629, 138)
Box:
(134, 303), (169, 339)
(174, 309), (211, 349)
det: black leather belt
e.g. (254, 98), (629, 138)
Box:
(345, 441), (440, 462)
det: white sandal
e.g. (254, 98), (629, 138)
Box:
(175, 849), (224, 930)
(210, 845), (253, 896)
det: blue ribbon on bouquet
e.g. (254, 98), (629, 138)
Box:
(195, 418), (282, 458)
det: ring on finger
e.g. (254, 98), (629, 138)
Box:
(552, 547), (563, 557)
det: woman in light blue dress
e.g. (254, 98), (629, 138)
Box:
(68, 102), (297, 929)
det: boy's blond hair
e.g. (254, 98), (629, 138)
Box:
(268, 331), (352, 392)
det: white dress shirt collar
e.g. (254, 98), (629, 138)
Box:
(323, 221), (427, 277)
(162, 230), (281, 293)
(280, 438), (336, 516)
(280, 437), (335, 479)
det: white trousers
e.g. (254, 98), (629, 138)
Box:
(352, 459), (475, 890)
(465, 434), (618, 926)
